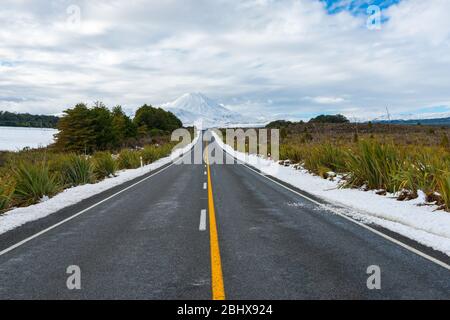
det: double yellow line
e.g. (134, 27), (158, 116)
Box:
(205, 144), (226, 300)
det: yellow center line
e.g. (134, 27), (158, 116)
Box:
(205, 144), (226, 300)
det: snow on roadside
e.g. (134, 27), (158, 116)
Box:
(0, 132), (200, 235)
(212, 131), (450, 256)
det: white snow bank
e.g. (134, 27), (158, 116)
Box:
(212, 131), (450, 256)
(0, 132), (200, 235)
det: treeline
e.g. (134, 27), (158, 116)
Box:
(266, 114), (349, 128)
(0, 111), (59, 128)
(54, 102), (182, 153)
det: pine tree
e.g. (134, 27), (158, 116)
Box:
(54, 103), (96, 153)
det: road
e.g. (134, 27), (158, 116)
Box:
(0, 135), (449, 299)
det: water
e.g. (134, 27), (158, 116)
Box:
(0, 126), (57, 151)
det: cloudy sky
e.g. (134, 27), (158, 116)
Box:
(1, 0), (450, 121)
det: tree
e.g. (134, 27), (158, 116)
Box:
(309, 114), (349, 124)
(133, 104), (182, 135)
(90, 102), (117, 150)
(54, 102), (182, 153)
(0, 111), (59, 128)
(111, 105), (137, 146)
(265, 120), (294, 129)
(54, 103), (96, 153)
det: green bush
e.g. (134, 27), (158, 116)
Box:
(140, 145), (160, 165)
(280, 144), (304, 163)
(117, 149), (141, 169)
(13, 162), (60, 205)
(93, 151), (117, 179)
(437, 172), (450, 210)
(59, 154), (95, 187)
(343, 140), (402, 192)
(0, 174), (15, 211)
(394, 149), (444, 196)
(303, 143), (347, 177)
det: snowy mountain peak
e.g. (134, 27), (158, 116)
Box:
(161, 92), (254, 127)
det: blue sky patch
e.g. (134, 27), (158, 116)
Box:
(320, 0), (401, 16)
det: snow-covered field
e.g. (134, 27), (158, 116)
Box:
(212, 131), (450, 256)
(0, 126), (57, 151)
(0, 132), (199, 235)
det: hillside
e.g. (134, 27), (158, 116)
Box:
(0, 111), (59, 128)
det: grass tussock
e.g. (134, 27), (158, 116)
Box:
(117, 149), (141, 169)
(59, 154), (95, 187)
(343, 141), (402, 192)
(303, 143), (347, 178)
(0, 174), (15, 211)
(437, 173), (450, 211)
(13, 162), (60, 206)
(93, 152), (117, 179)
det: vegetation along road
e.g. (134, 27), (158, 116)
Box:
(0, 135), (449, 299)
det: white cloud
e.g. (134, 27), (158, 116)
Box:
(303, 96), (347, 104)
(0, 0), (449, 121)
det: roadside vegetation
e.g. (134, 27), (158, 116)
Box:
(0, 102), (187, 214)
(228, 115), (450, 211)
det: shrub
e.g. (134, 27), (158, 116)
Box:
(437, 172), (450, 210)
(59, 155), (95, 187)
(343, 140), (402, 192)
(0, 174), (15, 211)
(141, 143), (175, 165)
(140, 145), (160, 165)
(280, 144), (304, 163)
(13, 162), (60, 205)
(394, 149), (444, 196)
(303, 143), (347, 176)
(93, 151), (117, 179)
(117, 149), (141, 169)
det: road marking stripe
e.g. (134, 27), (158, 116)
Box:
(199, 209), (207, 231)
(203, 182), (207, 190)
(0, 151), (191, 258)
(206, 144), (226, 300)
(216, 141), (450, 272)
(204, 171), (207, 175)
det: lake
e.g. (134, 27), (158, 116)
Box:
(0, 126), (57, 151)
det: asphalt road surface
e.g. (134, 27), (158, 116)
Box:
(0, 135), (449, 299)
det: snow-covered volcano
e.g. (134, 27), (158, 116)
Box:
(161, 93), (255, 127)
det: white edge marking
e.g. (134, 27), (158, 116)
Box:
(0, 149), (192, 257)
(203, 182), (207, 190)
(215, 140), (450, 272)
(199, 209), (207, 231)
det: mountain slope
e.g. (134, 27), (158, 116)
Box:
(161, 93), (254, 127)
